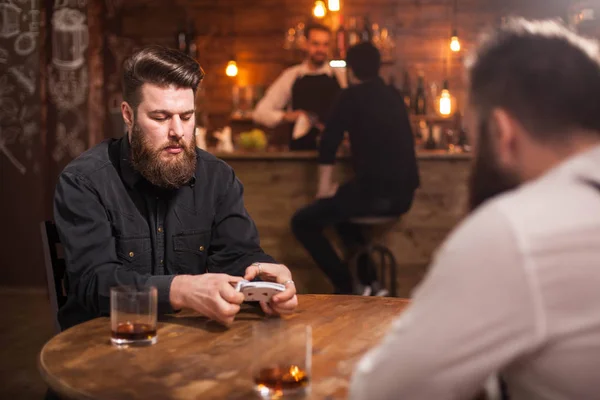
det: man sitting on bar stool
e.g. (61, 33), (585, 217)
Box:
(291, 42), (419, 296)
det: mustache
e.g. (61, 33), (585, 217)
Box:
(161, 140), (184, 150)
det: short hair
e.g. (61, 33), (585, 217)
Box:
(305, 23), (331, 39)
(346, 42), (381, 80)
(122, 45), (205, 112)
(466, 18), (600, 141)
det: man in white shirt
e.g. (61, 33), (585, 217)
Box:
(349, 18), (600, 400)
(253, 23), (346, 151)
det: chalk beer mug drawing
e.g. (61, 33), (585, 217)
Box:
(0, 2), (21, 39)
(52, 8), (88, 70)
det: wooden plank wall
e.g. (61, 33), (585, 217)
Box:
(100, 0), (574, 137)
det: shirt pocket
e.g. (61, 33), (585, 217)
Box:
(173, 230), (210, 274)
(116, 236), (152, 274)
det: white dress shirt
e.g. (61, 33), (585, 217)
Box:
(349, 144), (600, 400)
(252, 62), (347, 128)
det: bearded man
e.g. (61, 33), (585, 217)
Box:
(54, 46), (297, 330)
(349, 18), (600, 400)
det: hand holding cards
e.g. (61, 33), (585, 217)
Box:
(235, 280), (286, 302)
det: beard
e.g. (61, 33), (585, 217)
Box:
(468, 119), (521, 212)
(309, 53), (327, 67)
(130, 122), (197, 190)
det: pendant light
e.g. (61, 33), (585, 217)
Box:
(313, 1), (327, 18)
(450, 0), (460, 52)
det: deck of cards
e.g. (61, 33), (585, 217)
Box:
(235, 280), (286, 302)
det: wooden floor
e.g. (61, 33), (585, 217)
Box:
(0, 287), (55, 399)
(0, 262), (427, 399)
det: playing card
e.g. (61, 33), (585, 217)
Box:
(235, 280), (286, 302)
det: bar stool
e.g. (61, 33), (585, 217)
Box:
(346, 216), (400, 297)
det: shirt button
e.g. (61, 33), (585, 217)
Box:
(199, 245), (205, 251)
(157, 227), (163, 233)
(160, 259), (164, 264)
(129, 251), (134, 257)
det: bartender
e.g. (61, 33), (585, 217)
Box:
(253, 23), (347, 150)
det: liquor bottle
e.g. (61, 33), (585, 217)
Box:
(347, 17), (360, 46)
(176, 23), (188, 53)
(401, 70), (412, 110)
(361, 16), (372, 42)
(414, 72), (427, 115)
(335, 16), (347, 59)
(187, 21), (198, 60)
(425, 124), (437, 150)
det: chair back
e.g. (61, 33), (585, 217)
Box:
(40, 221), (67, 334)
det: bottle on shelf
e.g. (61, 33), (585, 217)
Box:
(176, 23), (188, 54)
(187, 21), (198, 60)
(425, 124), (437, 150)
(414, 72), (427, 115)
(347, 17), (360, 46)
(335, 16), (347, 59)
(361, 16), (372, 42)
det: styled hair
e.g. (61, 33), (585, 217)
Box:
(305, 22), (331, 39)
(466, 18), (600, 141)
(122, 45), (205, 111)
(346, 42), (381, 81)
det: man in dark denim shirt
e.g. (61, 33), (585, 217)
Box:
(54, 46), (297, 329)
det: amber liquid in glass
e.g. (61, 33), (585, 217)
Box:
(111, 322), (156, 342)
(254, 364), (310, 391)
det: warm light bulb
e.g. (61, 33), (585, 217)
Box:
(439, 89), (452, 115)
(313, 1), (327, 18)
(225, 60), (238, 77)
(450, 35), (461, 52)
(328, 0), (340, 12)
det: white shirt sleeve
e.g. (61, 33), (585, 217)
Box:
(252, 67), (297, 128)
(335, 67), (348, 89)
(349, 203), (544, 400)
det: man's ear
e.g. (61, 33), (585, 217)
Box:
(491, 108), (520, 168)
(121, 102), (134, 131)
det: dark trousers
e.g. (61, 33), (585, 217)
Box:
(291, 180), (413, 294)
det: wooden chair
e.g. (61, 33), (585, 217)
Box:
(40, 221), (67, 334)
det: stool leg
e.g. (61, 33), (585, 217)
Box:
(373, 245), (398, 297)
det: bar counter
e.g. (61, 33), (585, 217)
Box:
(212, 150), (472, 296)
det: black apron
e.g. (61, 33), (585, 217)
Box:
(289, 73), (341, 151)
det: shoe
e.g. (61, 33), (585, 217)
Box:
(370, 281), (389, 297)
(361, 285), (372, 296)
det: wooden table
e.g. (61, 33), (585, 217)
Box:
(39, 295), (409, 399)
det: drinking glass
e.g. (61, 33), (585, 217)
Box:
(252, 322), (312, 399)
(110, 286), (157, 347)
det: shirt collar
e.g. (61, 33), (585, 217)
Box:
(119, 134), (142, 189)
(298, 61), (335, 77)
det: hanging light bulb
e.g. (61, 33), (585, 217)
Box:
(328, 0), (340, 12)
(225, 60), (238, 77)
(438, 80), (453, 116)
(450, 29), (461, 52)
(313, 1), (327, 18)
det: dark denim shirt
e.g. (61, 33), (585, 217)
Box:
(54, 135), (275, 329)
